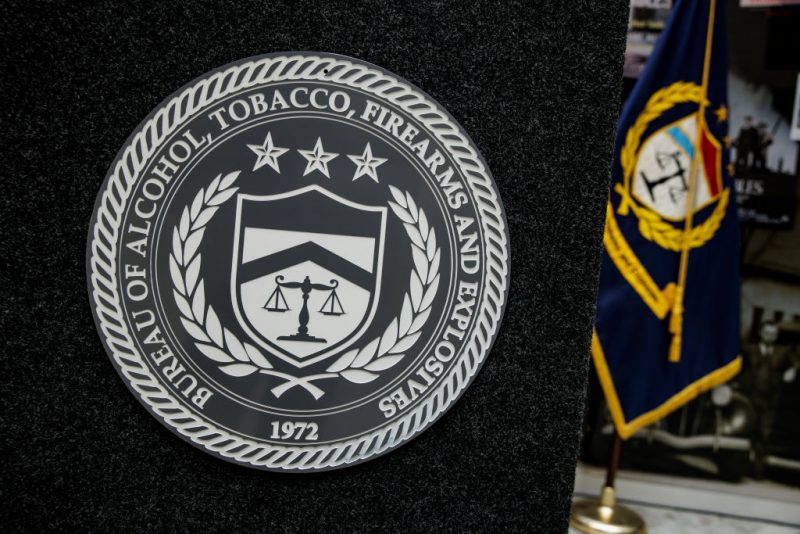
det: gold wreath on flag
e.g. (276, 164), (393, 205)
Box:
(615, 81), (729, 252)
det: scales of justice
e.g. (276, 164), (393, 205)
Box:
(263, 274), (345, 343)
(640, 150), (688, 205)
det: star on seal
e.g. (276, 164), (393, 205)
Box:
(247, 132), (289, 173)
(298, 137), (338, 178)
(348, 143), (387, 183)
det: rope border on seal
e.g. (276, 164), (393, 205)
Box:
(87, 54), (510, 470)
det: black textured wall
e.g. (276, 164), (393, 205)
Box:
(1, 1), (627, 531)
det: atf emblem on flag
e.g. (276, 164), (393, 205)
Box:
(231, 185), (386, 368)
(632, 110), (722, 221)
(615, 82), (730, 255)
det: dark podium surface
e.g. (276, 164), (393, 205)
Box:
(2, 1), (627, 531)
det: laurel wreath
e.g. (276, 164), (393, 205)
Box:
(170, 171), (278, 380)
(616, 81), (728, 252)
(616, 184), (729, 252)
(322, 185), (441, 382)
(170, 173), (440, 400)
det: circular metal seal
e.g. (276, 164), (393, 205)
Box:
(86, 52), (510, 471)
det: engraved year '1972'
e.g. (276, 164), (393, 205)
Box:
(269, 420), (320, 441)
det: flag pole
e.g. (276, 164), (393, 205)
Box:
(604, 431), (621, 489)
(668, 0), (717, 363)
(570, 432), (645, 534)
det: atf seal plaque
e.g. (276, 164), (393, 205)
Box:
(87, 53), (509, 471)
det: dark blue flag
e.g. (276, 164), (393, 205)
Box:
(593, 0), (740, 438)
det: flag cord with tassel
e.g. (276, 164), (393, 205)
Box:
(668, 0), (717, 363)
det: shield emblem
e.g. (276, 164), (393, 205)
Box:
(632, 114), (722, 221)
(231, 185), (386, 368)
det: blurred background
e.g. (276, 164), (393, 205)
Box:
(575, 0), (800, 530)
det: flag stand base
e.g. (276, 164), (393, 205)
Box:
(571, 432), (646, 533)
(570, 486), (646, 534)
